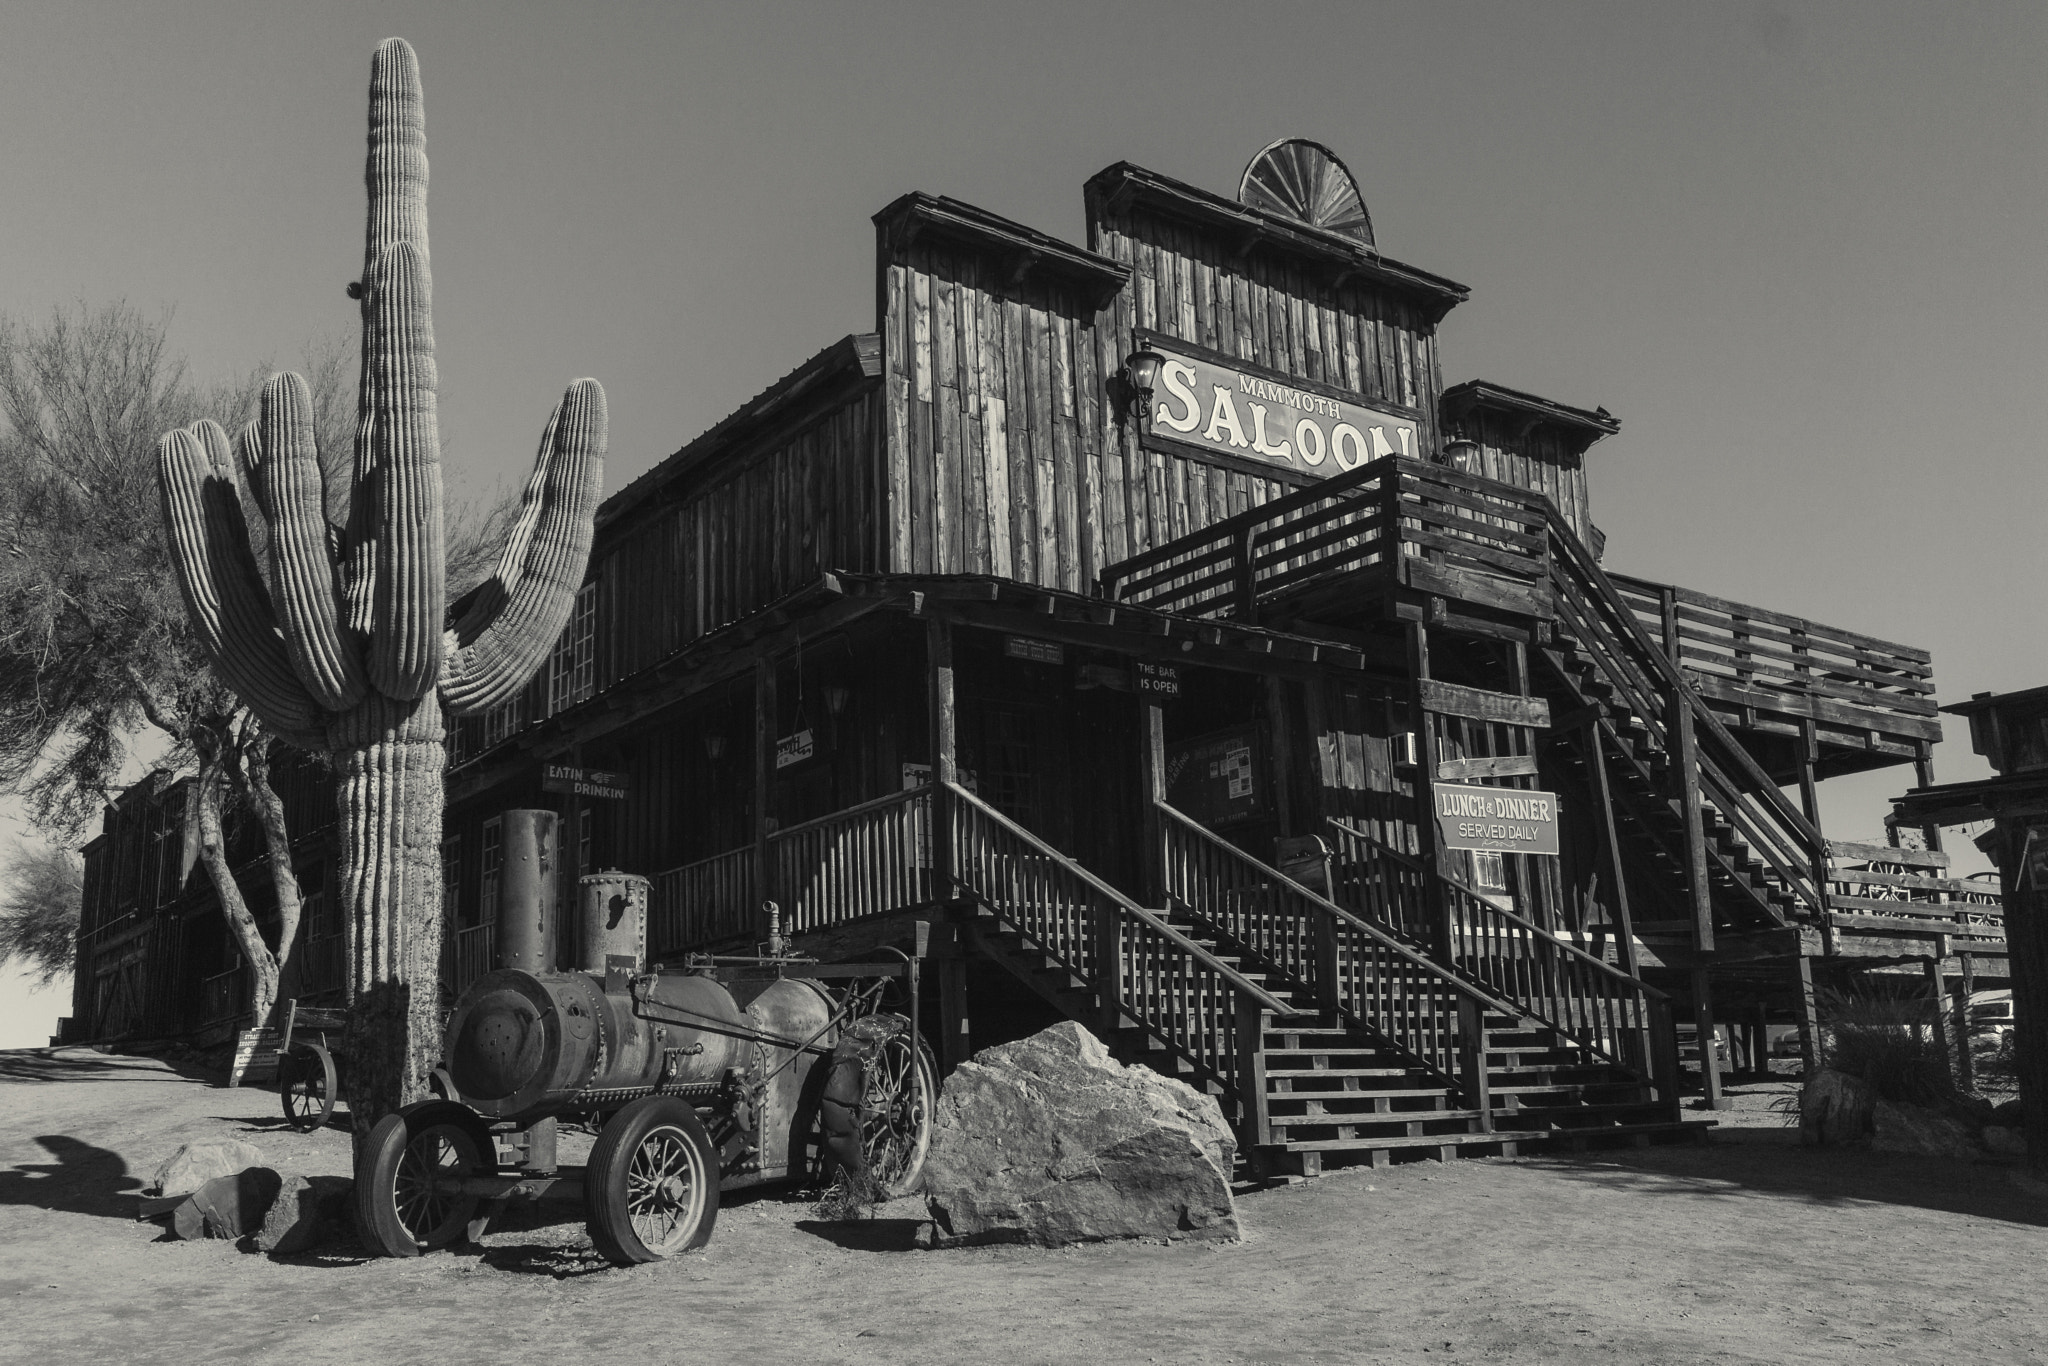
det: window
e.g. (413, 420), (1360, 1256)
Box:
(548, 583), (598, 716)
(479, 819), (502, 925)
(577, 806), (594, 880)
(483, 696), (522, 751)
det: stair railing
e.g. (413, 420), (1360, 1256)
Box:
(1327, 818), (1670, 1091)
(945, 782), (1299, 1139)
(1545, 520), (1832, 920)
(1155, 802), (1504, 1120)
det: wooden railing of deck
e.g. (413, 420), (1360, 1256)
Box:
(771, 787), (934, 935)
(947, 783), (1297, 1134)
(1327, 819), (1666, 1082)
(651, 847), (756, 956)
(1606, 572), (1939, 742)
(1157, 803), (1497, 1099)
(1823, 841), (2004, 948)
(454, 922), (496, 994)
(1098, 456), (1551, 621)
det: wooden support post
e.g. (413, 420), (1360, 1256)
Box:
(1799, 719), (1830, 912)
(1924, 956), (1954, 1086)
(1406, 622), (1454, 964)
(1794, 955), (1821, 1079)
(1139, 701), (1166, 908)
(1233, 526), (1259, 625)
(1691, 966), (1729, 1109)
(1263, 677), (1296, 837)
(1586, 723), (1640, 977)
(1236, 996), (1272, 1148)
(753, 657), (777, 945)
(1955, 955), (1976, 1091)
(1753, 1002), (1771, 1077)
(1911, 744), (1944, 852)
(927, 617), (956, 899)
(1673, 702), (1714, 954)
(1648, 994), (1682, 1118)
(1458, 995), (1494, 1132)
(938, 954), (971, 1073)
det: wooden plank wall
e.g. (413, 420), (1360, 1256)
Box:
(1464, 413), (1593, 539)
(593, 391), (884, 691)
(1089, 204), (1446, 568)
(880, 242), (1110, 592)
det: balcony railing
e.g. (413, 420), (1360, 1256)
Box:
(454, 922), (496, 994)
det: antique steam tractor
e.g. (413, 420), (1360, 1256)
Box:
(353, 854), (934, 1266)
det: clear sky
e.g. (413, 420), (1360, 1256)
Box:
(2, 1), (2043, 1044)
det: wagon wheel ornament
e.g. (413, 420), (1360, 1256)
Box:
(819, 1013), (934, 1199)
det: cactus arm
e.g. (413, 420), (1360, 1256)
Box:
(441, 380), (606, 716)
(362, 239), (445, 700)
(156, 427), (326, 744)
(240, 373), (369, 712)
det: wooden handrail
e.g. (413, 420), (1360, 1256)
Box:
(948, 783), (1300, 1017)
(1330, 820), (1667, 1002)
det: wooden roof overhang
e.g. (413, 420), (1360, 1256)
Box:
(872, 192), (1131, 310)
(1892, 770), (2048, 829)
(1438, 380), (1621, 458)
(445, 570), (1405, 805)
(1083, 162), (1472, 324)
(595, 332), (885, 540)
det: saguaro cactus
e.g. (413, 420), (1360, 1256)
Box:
(155, 38), (604, 1137)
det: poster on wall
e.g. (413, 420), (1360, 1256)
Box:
(1166, 726), (1266, 828)
(1142, 335), (1420, 478)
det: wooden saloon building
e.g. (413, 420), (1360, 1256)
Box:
(71, 141), (2002, 1174)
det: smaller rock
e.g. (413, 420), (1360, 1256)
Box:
(248, 1175), (353, 1255)
(153, 1140), (266, 1199)
(1872, 1100), (1979, 1158)
(1983, 1125), (2028, 1157)
(172, 1167), (283, 1241)
(1799, 1070), (1875, 1148)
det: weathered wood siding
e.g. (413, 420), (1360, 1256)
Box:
(593, 391), (884, 689)
(879, 244), (1109, 592)
(1088, 204), (1446, 567)
(1462, 416), (1593, 540)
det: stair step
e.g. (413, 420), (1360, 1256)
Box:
(1280, 1129), (1552, 1153)
(1264, 1066), (1429, 1080)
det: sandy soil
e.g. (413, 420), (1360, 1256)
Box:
(2, 1047), (2044, 1366)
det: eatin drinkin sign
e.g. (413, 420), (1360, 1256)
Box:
(1433, 782), (1560, 856)
(1144, 338), (1419, 477)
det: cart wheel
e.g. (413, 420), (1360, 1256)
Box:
(279, 1042), (338, 1132)
(819, 1012), (935, 1199)
(355, 1100), (493, 1257)
(583, 1096), (719, 1265)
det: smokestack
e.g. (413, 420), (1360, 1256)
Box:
(496, 810), (559, 974)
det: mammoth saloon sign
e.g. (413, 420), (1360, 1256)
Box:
(1433, 782), (1561, 856)
(1144, 338), (1420, 477)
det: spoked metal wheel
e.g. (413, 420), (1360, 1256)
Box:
(820, 1013), (935, 1199)
(279, 1042), (338, 1132)
(584, 1095), (720, 1265)
(355, 1100), (493, 1257)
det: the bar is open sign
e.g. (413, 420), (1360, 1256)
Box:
(1434, 782), (1560, 855)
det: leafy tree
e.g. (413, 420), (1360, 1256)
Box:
(0, 840), (81, 985)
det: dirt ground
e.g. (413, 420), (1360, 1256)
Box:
(2, 1047), (2043, 1366)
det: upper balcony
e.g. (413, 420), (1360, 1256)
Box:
(1098, 455), (1939, 779)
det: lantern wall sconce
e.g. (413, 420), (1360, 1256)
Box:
(823, 684), (851, 718)
(703, 733), (727, 762)
(1109, 348), (1167, 427)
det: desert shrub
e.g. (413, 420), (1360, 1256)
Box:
(1817, 985), (1961, 1109)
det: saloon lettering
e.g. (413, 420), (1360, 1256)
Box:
(1148, 344), (1418, 476)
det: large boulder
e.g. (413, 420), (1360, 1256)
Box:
(153, 1140), (266, 1199)
(171, 1167), (283, 1241)
(1983, 1125), (2028, 1157)
(1872, 1100), (1980, 1158)
(922, 1022), (1238, 1247)
(248, 1174), (353, 1255)
(1799, 1069), (1875, 1148)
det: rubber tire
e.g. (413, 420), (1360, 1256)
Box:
(279, 1042), (338, 1133)
(583, 1095), (720, 1266)
(819, 1013), (936, 1199)
(354, 1100), (494, 1258)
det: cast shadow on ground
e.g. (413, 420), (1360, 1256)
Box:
(792, 1216), (928, 1252)
(0, 1134), (144, 1218)
(470, 1242), (617, 1279)
(1535, 1143), (2048, 1229)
